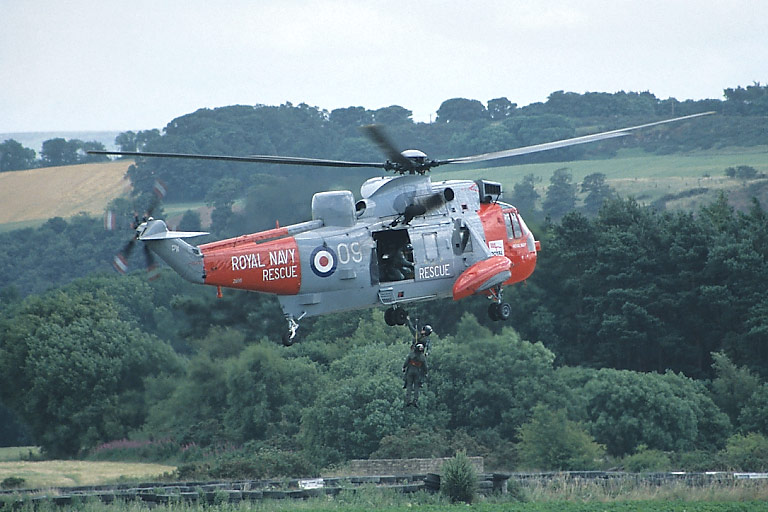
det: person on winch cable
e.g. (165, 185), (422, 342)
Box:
(403, 342), (428, 407)
(408, 317), (433, 356)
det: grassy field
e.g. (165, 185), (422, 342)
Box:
(0, 459), (175, 488)
(0, 160), (132, 228)
(0, 447), (40, 463)
(0, 446), (174, 489)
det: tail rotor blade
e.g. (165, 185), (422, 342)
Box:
(113, 251), (129, 274)
(104, 210), (116, 231)
(112, 239), (135, 274)
(146, 179), (167, 218)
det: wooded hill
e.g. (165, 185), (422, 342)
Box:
(1, 86), (768, 474)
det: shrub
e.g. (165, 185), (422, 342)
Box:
(172, 446), (318, 480)
(441, 451), (476, 504)
(622, 445), (672, 472)
(721, 432), (768, 471)
(517, 405), (605, 470)
(1, 477), (25, 489)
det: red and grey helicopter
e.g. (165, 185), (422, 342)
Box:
(91, 111), (713, 344)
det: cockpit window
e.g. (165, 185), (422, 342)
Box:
(504, 210), (522, 239)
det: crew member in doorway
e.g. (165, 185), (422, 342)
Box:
(384, 243), (414, 281)
(403, 342), (428, 408)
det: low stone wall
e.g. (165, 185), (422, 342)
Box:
(344, 457), (484, 476)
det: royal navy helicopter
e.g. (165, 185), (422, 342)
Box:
(91, 111), (713, 345)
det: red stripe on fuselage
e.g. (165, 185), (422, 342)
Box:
(202, 236), (301, 295)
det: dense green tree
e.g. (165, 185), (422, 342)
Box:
(487, 97), (516, 120)
(545, 90), (658, 118)
(436, 98), (486, 123)
(329, 106), (373, 131)
(40, 137), (79, 166)
(0, 403), (29, 447)
(0, 288), (180, 457)
(176, 209), (202, 231)
(0, 139), (36, 172)
(542, 167), (577, 219)
(724, 82), (768, 115)
(581, 369), (730, 456)
(115, 129), (161, 153)
(739, 384), (768, 436)
(373, 105), (413, 126)
(509, 173), (540, 217)
(580, 172), (616, 216)
(144, 354), (229, 445)
(429, 315), (564, 439)
(710, 352), (762, 428)
(224, 343), (324, 443)
(79, 141), (110, 163)
(469, 123), (517, 154)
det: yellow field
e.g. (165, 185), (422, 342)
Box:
(0, 160), (132, 225)
(0, 459), (175, 488)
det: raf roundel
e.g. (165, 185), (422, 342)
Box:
(310, 246), (337, 278)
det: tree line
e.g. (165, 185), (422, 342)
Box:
(0, 137), (111, 171)
(3, 83), (767, 176)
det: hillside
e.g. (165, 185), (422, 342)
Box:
(0, 160), (132, 228)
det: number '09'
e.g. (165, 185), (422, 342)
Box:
(336, 242), (363, 264)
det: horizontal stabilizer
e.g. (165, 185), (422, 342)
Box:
(140, 230), (209, 241)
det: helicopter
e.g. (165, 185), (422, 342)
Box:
(91, 111), (714, 345)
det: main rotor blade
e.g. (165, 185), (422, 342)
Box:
(86, 150), (389, 169)
(438, 111), (716, 166)
(360, 125), (415, 172)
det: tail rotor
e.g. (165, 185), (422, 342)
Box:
(106, 179), (167, 278)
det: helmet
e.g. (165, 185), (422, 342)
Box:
(421, 325), (433, 335)
(415, 343), (425, 352)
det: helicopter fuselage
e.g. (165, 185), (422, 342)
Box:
(145, 175), (538, 326)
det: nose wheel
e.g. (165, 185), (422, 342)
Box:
(384, 306), (409, 326)
(487, 286), (511, 322)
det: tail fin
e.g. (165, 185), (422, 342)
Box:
(138, 219), (207, 284)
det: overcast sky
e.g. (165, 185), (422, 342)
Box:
(2, 0), (766, 133)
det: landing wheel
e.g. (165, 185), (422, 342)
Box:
(488, 302), (511, 322)
(282, 331), (295, 346)
(394, 308), (408, 326)
(497, 302), (511, 321)
(385, 307), (397, 326)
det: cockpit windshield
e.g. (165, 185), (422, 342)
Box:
(501, 206), (526, 240)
